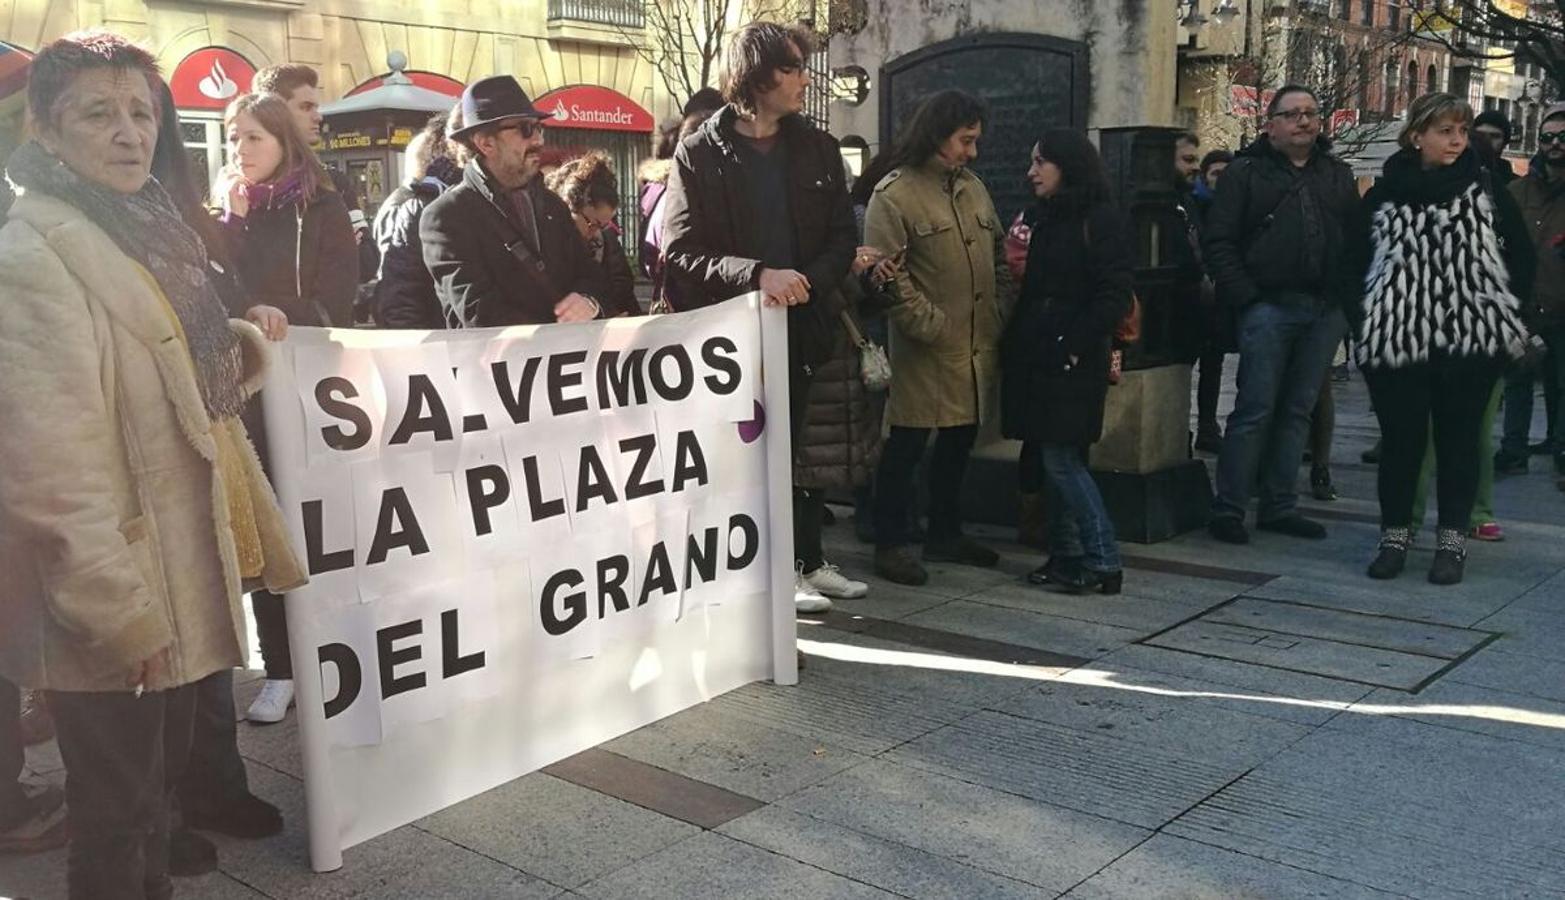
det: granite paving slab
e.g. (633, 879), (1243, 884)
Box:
(987, 668), (1315, 770)
(217, 766), (557, 899)
(1095, 644), (1373, 726)
(1445, 647), (1565, 702)
(796, 631), (1063, 710)
(904, 600), (1142, 661)
(413, 771), (697, 890)
(962, 578), (1223, 634)
(883, 710), (1241, 829)
(1474, 604), (1565, 662)
(1166, 716), (1565, 898)
(576, 832), (897, 900)
(718, 806), (1053, 900)
(1062, 833), (1405, 900)
(1332, 680), (1565, 752)
(779, 759), (1150, 893)
(602, 702), (870, 802)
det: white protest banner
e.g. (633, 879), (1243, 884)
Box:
(260, 296), (796, 872)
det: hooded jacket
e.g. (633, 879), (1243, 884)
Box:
(373, 159), (462, 329)
(1202, 136), (1360, 310)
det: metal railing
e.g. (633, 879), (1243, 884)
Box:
(548, 0), (645, 29)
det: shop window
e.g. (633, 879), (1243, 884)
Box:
(178, 114), (225, 201)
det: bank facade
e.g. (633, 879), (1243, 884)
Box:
(1, 0), (669, 213)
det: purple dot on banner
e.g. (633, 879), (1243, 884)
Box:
(737, 401), (765, 443)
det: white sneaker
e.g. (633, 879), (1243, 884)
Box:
(802, 561), (869, 599)
(247, 679), (295, 725)
(794, 563), (833, 614)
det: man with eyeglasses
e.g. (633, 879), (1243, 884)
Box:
(1201, 84), (1360, 544)
(422, 75), (604, 326)
(1499, 103), (1565, 485)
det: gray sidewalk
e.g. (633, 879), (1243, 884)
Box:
(4, 371), (1564, 899)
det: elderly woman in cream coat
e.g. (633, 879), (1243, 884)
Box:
(0, 31), (304, 899)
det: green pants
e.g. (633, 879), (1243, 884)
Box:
(1411, 379), (1503, 528)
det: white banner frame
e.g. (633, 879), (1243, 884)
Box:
(259, 295), (797, 873)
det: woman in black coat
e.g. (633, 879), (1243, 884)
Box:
(1000, 129), (1135, 594)
(215, 92), (359, 725)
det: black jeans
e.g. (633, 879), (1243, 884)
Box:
(47, 684), (197, 900)
(177, 669), (250, 818)
(1310, 367), (1335, 467)
(253, 591), (292, 680)
(0, 676), (26, 826)
(794, 488), (826, 573)
(1365, 356), (1501, 530)
(875, 425), (977, 546)
(1017, 441), (1044, 494)
(1197, 349), (1225, 431)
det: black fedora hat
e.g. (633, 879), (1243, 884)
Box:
(452, 75), (547, 139)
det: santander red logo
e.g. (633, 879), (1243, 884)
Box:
(171, 48), (256, 111)
(533, 85), (654, 133)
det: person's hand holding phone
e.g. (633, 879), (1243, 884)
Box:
(871, 244), (907, 286)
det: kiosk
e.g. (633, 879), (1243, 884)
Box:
(318, 52), (462, 211)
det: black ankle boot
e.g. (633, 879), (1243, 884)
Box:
(1367, 527), (1410, 580)
(1048, 567), (1122, 595)
(1429, 528), (1467, 585)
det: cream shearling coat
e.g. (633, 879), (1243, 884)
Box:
(0, 189), (307, 693)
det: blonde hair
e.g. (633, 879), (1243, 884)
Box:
(223, 92), (331, 200)
(1400, 92), (1473, 151)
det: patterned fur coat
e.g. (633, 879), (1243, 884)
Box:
(1353, 148), (1534, 370)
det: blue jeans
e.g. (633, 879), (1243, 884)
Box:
(1499, 324), (1563, 457)
(1213, 296), (1346, 522)
(1040, 444), (1121, 573)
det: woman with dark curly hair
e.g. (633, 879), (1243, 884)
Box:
(1000, 128), (1134, 594)
(545, 150), (641, 317)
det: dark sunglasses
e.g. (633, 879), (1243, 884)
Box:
(1540, 131), (1565, 145)
(498, 119), (543, 139)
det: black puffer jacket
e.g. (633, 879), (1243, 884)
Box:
(373, 162), (461, 329)
(793, 274), (887, 490)
(661, 105), (857, 365)
(1202, 137), (1360, 310)
(1000, 198), (1134, 447)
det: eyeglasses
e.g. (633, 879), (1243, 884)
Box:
(498, 119), (543, 140)
(1270, 108), (1321, 123)
(1540, 131), (1565, 145)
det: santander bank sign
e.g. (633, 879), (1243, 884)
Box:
(533, 85), (653, 133)
(170, 47), (256, 111)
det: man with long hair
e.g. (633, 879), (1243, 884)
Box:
(661, 21), (862, 612)
(864, 89), (1013, 586)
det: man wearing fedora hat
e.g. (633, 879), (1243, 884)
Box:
(421, 75), (604, 327)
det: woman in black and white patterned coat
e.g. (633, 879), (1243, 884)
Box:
(1349, 92), (1535, 585)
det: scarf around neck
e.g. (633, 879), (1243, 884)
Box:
(6, 141), (247, 422)
(240, 167), (308, 213)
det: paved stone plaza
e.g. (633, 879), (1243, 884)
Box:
(3, 373), (1563, 899)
